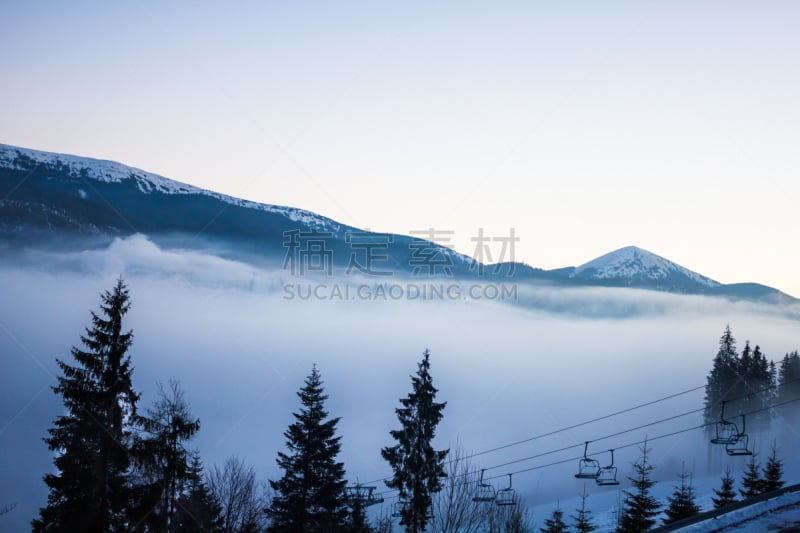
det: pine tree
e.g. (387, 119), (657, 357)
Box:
(267, 365), (348, 532)
(615, 441), (660, 533)
(761, 444), (785, 493)
(749, 345), (774, 430)
(735, 341), (753, 408)
(540, 505), (568, 533)
(173, 453), (223, 533)
(344, 491), (373, 533)
(131, 379), (201, 532)
(740, 454), (763, 499)
(778, 352), (800, 403)
(33, 278), (140, 532)
(381, 349), (448, 533)
(570, 485), (596, 533)
(704, 326), (739, 433)
(711, 467), (737, 509)
(662, 463), (700, 525)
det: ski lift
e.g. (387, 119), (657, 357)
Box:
(725, 415), (753, 457)
(495, 474), (517, 507)
(575, 441), (601, 479)
(710, 401), (740, 445)
(595, 449), (620, 486)
(345, 483), (384, 507)
(391, 499), (432, 520)
(391, 499), (408, 518)
(473, 469), (497, 503)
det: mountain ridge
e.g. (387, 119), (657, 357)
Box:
(0, 143), (343, 235)
(0, 143), (794, 303)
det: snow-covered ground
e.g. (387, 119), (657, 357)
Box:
(676, 489), (800, 532)
(528, 474), (800, 532)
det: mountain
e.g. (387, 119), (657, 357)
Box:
(568, 245), (720, 293)
(0, 143), (474, 275)
(0, 143), (794, 303)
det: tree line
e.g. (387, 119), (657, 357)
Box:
(27, 282), (799, 533)
(534, 323), (797, 533)
(31, 280), (449, 533)
(703, 325), (800, 434)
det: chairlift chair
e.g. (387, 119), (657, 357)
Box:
(725, 415), (753, 456)
(391, 499), (408, 519)
(391, 499), (433, 520)
(575, 441), (601, 479)
(345, 484), (384, 507)
(473, 469), (497, 503)
(595, 449), (620, 486)
(710, 401), (741, 445)
(368, 490), (385, 506)
(495, 474), (517, 507)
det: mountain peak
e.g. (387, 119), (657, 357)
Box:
(571, 245), (720, 289)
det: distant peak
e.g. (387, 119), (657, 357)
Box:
(572, 245), (720, 288)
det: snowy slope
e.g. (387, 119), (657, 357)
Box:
(571, 246), (720, 289)
(674, 489), (800, 532)
(0, 143), (343, 235)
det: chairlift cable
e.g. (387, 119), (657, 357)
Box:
(366, 379), (800, 494)
(374, 396), (800, 498)
(359, 382), (707, 487)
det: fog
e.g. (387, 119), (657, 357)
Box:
(1, 236), (798, 530)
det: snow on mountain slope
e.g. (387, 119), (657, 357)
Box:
(0, 143), (343, 235)
(674, 489), (800, 532)
(571, 245), (720, 288)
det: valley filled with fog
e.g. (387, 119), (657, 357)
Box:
(2, 236), (799, 530)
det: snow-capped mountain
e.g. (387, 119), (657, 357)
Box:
(0, 144), (343, 235)
(0, 143), (794, 303)
(0, 143), (475, 274)
(569, 245), (720, 292)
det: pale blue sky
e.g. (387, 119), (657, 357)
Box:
(2, 1), (799, 296)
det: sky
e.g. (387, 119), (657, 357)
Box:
(1, 1), (799, 296)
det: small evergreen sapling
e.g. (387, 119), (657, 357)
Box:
(570, 485), (596, 533)
(740, 454), (763, 499)
(663, 463), (700, 525)
(761, 444), (785, 493)
(711, 467), (737, 509)
(615, 440), (661, 533)
(540, 505), (568, 533)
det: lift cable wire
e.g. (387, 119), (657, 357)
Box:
(480, 405), (706, 473)
(369, 377), (800, 494)
(372, 391), (800, 499)
(470, 384), (707, 459)
(359, 382), (706, 488)
(366, 377), (800, 492)
(486, 395), (800, 483)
